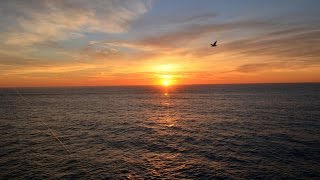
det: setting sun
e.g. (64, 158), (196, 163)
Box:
(152, 64), (179, 87)
(159, 74), (175, 87)
(162, 79), (170, 87)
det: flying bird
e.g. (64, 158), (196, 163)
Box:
(211, 41), (217, 47)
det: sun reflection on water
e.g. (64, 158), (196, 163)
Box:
(159, 90), (178, 127)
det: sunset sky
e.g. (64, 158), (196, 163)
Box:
(0, 0), (319, 87)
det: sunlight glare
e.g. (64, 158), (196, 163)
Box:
(163, 79), (170, 87)
(153, 64), (179, 87)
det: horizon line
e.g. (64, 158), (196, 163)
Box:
(1, 82), (319, 89)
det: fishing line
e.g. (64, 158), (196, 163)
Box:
(13, 87), (71, 155)
(12, 87), (92, 177)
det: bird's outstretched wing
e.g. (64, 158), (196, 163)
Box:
(210, 41), (217, 47)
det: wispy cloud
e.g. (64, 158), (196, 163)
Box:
(82, 18), (320, 75)
(231, 63), (284, 73)
(171, 12), (218, 23)
(221, 27), (320, 59)
(230, 60), (320, 74)
(94, 19), (272, 53)
(0, 0), (151, 46)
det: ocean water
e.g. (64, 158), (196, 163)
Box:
(0, 84), (319, 179)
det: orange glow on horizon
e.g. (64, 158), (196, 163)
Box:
(1, 62), (320, 87)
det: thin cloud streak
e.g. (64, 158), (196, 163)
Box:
(171, 12), (218, 23)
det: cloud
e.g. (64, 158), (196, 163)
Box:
(231, 63), (280, 73)
(230, 60), (320, 74)
(136, 20), (270, 49)
(74, 17), (320, 76)
(0, 0), (151, 46)
(94, 19), (272, 53)
(163, 22), (320, 70)
(171, 12), (218, 23)
(0, 53), (40, 67)
(221, 27), (320, 59)
(117, 18), (320, 64)
(82, 42), (120, 59)
(116, 18), (320, 75)
(85, 18), (318, 66)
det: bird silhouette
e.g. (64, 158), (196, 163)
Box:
(211, 41), (217, 47)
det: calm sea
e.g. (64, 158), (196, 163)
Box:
(0, 84), (319, 179)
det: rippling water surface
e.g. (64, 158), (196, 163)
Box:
(1, 84), (319, 179)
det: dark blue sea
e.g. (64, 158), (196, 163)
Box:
(1, 84), (319, 179)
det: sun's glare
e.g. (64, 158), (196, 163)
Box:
(163, 79), (170, 87)
(153, 64), (179, 87)
(160, 74), (174, 87)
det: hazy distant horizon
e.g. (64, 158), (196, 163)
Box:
(0, 81), (319, 89)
